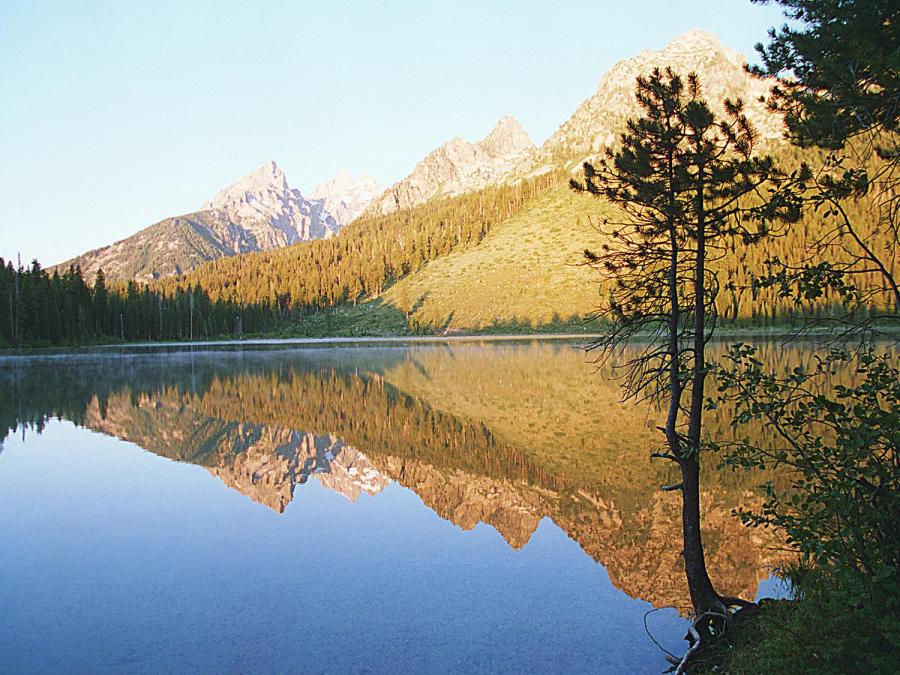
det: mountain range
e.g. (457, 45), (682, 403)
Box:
(310, 169), (383, 226)
(55, 163), (378, 282)
(531, 29), (778, 170)
(57, 30), (778, 285)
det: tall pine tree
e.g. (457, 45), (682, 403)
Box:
(572, 68), (799, 633)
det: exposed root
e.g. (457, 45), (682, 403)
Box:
(664, 599), (759, 673)
(675, 625), (702, 674)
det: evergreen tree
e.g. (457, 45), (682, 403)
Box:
(571, 68), (799, 630)
(752, 0), (898, 151)
(93, 269), (109, 337)
(703, 4), (900, 668)
(751, 0), (899, 313)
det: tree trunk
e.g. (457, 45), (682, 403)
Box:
(665, 144), (681, 452)
(682, 152), (722, 615)
(680, 456), (721, 612)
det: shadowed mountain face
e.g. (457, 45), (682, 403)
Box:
(0, 342), (800, 610)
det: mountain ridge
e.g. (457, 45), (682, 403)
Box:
(57, 29), (780, 290)
(54, 161), (349, 282)
(529, 29), (778, 172)
(310, 170), (383, 227)
(365, 114), (535, 216)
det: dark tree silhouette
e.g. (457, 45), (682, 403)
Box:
(571, 68), (799, 651)
(0, 260), (283, 346)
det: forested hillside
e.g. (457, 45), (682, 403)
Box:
(2, 141), (894, 347)
(3, 27), (896, 346)
(159, 170), (565, 310)
(0, 260), (281, 346)
(0, 172), (561, 346)
(162, 144), (895, 333)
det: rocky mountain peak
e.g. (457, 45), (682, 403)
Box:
(202, 160), (291, 213)
(479, 115), (533, 157)
(193, 160), (340, 251)
(312, 168), (379, 195)
(663, 28), (723, 51)
(254, 158), (282, 176)
(366, 116), (536, 216)
(56, 159), (348, 283)
(251, 159), (288, 187)
(533, 29), (779, 171)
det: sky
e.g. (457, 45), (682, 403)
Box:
(0, 0), (788, 267)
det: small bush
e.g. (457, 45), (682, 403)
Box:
(722, 565), (900, 674)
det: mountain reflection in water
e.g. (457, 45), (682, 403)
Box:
(1, 342), (793, 616)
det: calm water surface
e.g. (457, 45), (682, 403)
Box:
(0, 341), (789, 673)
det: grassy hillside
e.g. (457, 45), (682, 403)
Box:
(379, 187), (609, 330)
(167, 172), (563, 309)
(293, 147), (894, 336)
(142, 137), (893, 340)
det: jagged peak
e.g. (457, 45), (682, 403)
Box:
(311, 169), (381, 197)
(310, 170), (383, 226)
(249, 159), (285, 181)
(490, 114), (526, 134)
(604, 29), (739, 91)
(202, 160), (291, 211)
(318, 168), (355, 189)
(365, 114), (536, 216)
(479, 114), (534, 157)
(445, 134), (472, 148)
(533, 29), (779, 173)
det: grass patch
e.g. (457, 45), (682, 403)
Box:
(379, 186), (611, 330)
(692, 565), (900, 674)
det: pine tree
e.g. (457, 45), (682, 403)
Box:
(572, 68), (799, 629)
(93, 269), (109, 337)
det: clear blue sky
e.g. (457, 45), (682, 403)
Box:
(0, 0), (787, 266)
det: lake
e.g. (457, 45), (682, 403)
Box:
(0, 340), (791, 673)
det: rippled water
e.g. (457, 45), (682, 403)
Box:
(0, 341), (792, 673)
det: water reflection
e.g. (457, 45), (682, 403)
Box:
(0, 342), (792, 615)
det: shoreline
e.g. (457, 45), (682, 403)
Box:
(97, 332), (600, 348)
(1, 325), (896, 358)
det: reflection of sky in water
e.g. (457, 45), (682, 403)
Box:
(0, 422), (696, 673)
